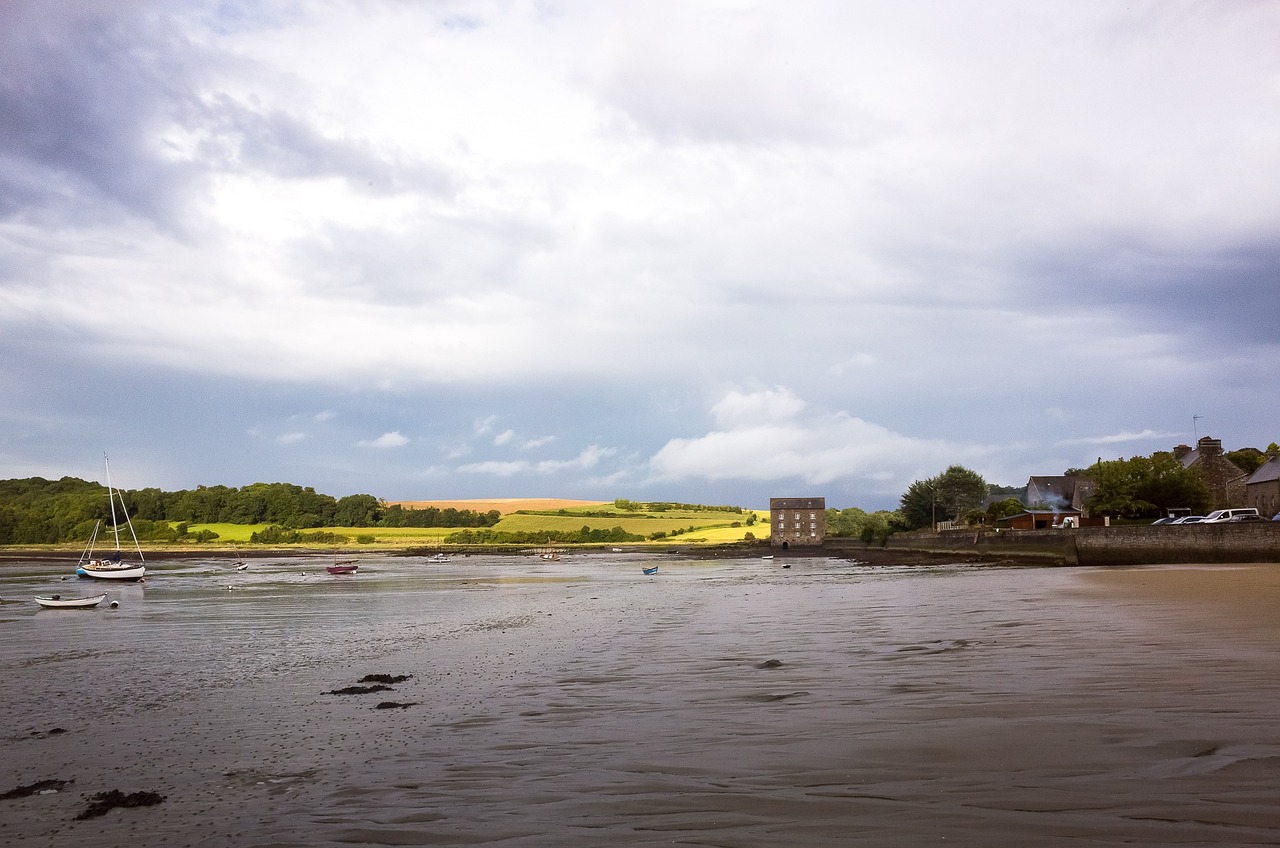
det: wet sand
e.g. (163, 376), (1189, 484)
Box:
(2, 556), (1279, 846)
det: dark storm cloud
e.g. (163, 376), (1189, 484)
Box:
(0, 3), (205, 227)
(0, 2), (451, 232)
(1016, 237), (1280, 348)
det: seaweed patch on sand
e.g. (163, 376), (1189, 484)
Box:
(1, 778), (73, 800)
(74, 789), (166, 820)
(328, 684), (393, 695)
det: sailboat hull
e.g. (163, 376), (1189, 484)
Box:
(77, 563), (146, 581)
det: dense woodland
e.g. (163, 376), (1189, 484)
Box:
(0, 477), (500, 545)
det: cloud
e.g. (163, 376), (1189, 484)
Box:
(459, 446), (616, 477)
(4, 2), (1280, 509)
(648, 388), (999, 496)
(359, 431), (409, 449)
(276, 432), (307, 445)
(1055, 429), (1185, 447)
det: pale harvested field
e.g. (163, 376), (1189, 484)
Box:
(386, 497), (610, 514)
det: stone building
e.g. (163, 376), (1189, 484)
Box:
(769, 497), (826, 549)
(1174, 436), (1248, 511)
(1026, 475), (1095, 513)
(1245, 456), (1280, 519)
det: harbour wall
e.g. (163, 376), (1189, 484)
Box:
(825, 522), (1280, 567)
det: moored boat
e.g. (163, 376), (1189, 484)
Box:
(327, 563), (359, 575)
(426, 553), (451, 563)
(35, 593), (108, 609)
(76, 454), (146, 582)
(642, 566), (658, 575)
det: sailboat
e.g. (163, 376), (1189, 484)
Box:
(76, 454), (146, 581)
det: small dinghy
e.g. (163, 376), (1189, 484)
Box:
(35, 593), (108, 609)
(642, 566), (658, 575)
(326, 563), (359, 575)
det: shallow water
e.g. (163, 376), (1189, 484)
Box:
(2, 554), (1279, 846)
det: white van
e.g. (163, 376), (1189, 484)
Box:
(1202, 508), (1260, 523)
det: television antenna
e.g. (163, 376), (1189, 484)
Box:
(1192, 414), (1203, 437)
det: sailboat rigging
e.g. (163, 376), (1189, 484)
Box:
(76, 453), (146, 581)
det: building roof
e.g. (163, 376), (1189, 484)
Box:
(1026, 475), (1092, 510)
(1247, 456), (1280, 485)
(769, 497), (826, 510)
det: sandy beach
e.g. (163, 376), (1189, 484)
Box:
(2, 554), (1279, 846)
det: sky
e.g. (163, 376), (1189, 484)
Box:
(2, 0), (1279, 511)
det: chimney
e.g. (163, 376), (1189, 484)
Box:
(1173, 444), (1192, 460)
(1197, 436), (1223, 457)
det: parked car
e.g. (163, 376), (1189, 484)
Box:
(1150, 517), (1175, 525)
(1202, 508), (1261, 523)
(1228, 514), (1265, 522)
(1169, 516), (1205, 524)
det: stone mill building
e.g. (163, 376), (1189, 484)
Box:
(769, 497), (826, 549)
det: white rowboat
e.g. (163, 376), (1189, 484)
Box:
(35, 593), (108, 609)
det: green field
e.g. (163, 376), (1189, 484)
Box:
(177, 506), (768, 548)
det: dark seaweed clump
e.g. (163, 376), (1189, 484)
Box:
(375, 701), (418, 710)
(75, 790), (166, 820)
(328, 684), (393, 695)
(360, 673), (412, 684)
(1, 778), (73, 800)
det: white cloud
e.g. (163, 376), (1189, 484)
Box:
(459, 446), (616, 477)
(1055, 429), (1185, 447)
(493, 429), (516, 446)
(359, 431), (409, 449)
(649, 388), (999, 496)
(276, 432), (307, 445)
(710, 387), (806, 429)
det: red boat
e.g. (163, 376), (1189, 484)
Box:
(326, 562), (359, 575)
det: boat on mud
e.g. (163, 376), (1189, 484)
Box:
(35, 593), (108, 609)
(76, 454), (146, 581)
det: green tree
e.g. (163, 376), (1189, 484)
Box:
(1226, 448), (1266, 476)
(899, 466), (988, 530)
(334, 494), (381, 526)
(1084, 453), (1210, 518)
(985, 497), (1024, 522)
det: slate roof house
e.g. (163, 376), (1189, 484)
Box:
(1174, 436), (1248, 511)
(999, 473), (1104, 529)
(1026, 475), (1095, 512)
(769, 497), (826, 549)
(1245, 455), (1280, 519)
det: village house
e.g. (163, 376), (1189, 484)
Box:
(1245, 455), (1280, 519)
(1026, 474), (1094, 512)
(996, 473), (1104, 530)
(1174, 436), (1248, 511)
(769, 497), (826, 549)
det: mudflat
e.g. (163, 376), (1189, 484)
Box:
(2, 556), (1278, 846)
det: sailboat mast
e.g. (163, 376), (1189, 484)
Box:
(104, 452), (122, 552)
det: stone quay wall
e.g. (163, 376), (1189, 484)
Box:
(825, 522), (1280, 567)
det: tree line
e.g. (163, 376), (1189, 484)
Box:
(0, 477), (499, 545)
(885, 440), (1278, 531)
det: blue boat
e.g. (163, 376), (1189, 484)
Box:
(642, 566), (658, 575)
